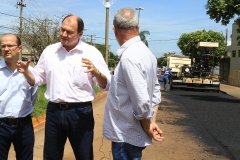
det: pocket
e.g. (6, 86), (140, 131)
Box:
(72, 67), (92, 90)
(130, 145), (145, 157)
(74, 105), (93, 115)
(47, 103), (55, 112)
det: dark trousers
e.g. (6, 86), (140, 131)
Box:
(44, 101), (94, 160)
(0, 117), (34, 160)
(163, 78), (169, 90)
(112, 142), (145, 160)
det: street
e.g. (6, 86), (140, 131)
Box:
(8, 82), (240, 160)
(155, 89), (240, 160)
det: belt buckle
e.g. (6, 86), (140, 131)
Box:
(60, 103), (68, 109)
(8, 118), (18, 124)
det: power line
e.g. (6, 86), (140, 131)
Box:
(149, 39), (178, 42)
(0, 10), (42, 25)
(95, 36), (115, 40)
(24, 7), (39, 18)
(0, 12), (19, 18)
(84, 35), (96, 45)
(28, 0), (49, 17)
(16, 0), (26, 60)
(0, 25), (15, 30)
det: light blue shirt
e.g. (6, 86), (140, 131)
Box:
(0, 60), (38, 118)
(103, 36), (161, 147)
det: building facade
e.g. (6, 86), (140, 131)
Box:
(228, 21), (240, 87)
(230, 21), (240, 70)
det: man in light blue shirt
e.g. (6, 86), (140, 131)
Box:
(0, 34), (38, 160)
(103, 8), (164, 160)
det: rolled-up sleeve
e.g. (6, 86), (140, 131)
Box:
(152, 78), (161, 107)
(92, 49), (111, 91)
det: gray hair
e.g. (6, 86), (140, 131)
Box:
(113, 8), (138, 30)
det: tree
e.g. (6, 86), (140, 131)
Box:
(157, 52), (175, 67)
(94, 43), (118, 68)
(205, 0), (239, 25)
(205, 0), (240, 45)
(157, 53), (167, 67)
(19, 16), (61, 60)
(139, 30), (150, 47)
(177, 30), (225, 66)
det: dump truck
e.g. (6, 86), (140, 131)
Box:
(169, 42), (220, 92)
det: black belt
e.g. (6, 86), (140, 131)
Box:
(49, 101), (91, 109)
(0, 115), (31, 125)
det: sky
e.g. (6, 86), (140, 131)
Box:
(0, 0), (236, 58)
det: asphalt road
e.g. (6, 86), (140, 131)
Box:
(162, 88), (240, 159)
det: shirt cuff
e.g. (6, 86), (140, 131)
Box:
(132, 109), (155, 121)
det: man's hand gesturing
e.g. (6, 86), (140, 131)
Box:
(17, 59), (31, 74)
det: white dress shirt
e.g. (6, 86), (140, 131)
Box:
(0, 60), (38, 118)
(32, 40), (111, 102)
(103, 36), (161, 147)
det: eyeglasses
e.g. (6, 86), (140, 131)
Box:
(0, 45), (18, 49)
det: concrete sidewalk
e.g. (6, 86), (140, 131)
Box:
(220, 83), (240, 99)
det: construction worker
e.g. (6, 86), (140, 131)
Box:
(163, 68), (173, 91)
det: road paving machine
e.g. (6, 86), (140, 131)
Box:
(169, 42), (220, 91)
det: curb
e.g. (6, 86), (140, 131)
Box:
(32, 91), (108, 129)
(220, 90), (240, 99)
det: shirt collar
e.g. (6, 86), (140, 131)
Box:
(117, 36), (141, 58)
(58, 39), (83, 51)
(0, 59), (7, 69)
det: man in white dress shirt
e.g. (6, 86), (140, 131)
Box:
(17, 14), (111, 160)
(103, 8), (164, 160)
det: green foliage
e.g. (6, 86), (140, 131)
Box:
(94, 43), (118, 68)
(94, 43), (106, 56)
(205, 1), (240, 46)
(177, 30), (226, 66)
(157, 53), (169, 67)
(93, 84), (101, 93)
(32, 85), (48, 118)
(157, 52), (176, 67)
(108, 59), (116, 68)
(139, 30), (150, 47)
(205, 0), (239, 25)
(32, 84), (101, 118)
(157, 57), (167, 67)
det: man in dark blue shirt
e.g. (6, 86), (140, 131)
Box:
(163, 68), (173, 91)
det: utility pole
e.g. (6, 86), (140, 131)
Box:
(99, 0), (117, 66)
(225, 28), (228, 56)
(84, 35), (96, 45)
(105, 0), (110, 65)
(135, 7), (144, 25)
(16, 0), (26, 60)
(225, 29), (228, 45)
